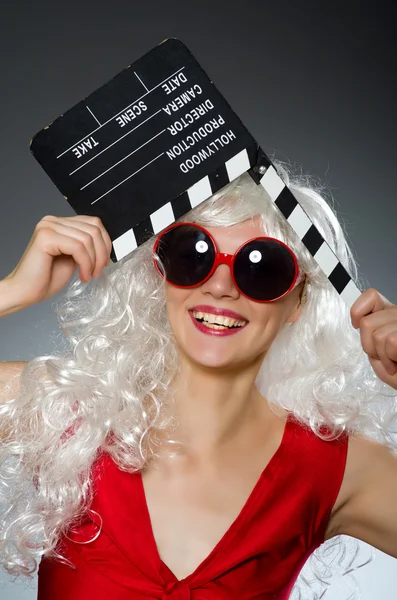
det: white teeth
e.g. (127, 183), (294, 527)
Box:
(204, 322), (234, 330)
(191, 311), (247, 328)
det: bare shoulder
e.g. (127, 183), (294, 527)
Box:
(0, 361), (28, 401)
(345, 432), (390, 479)
(325, 431), (396, 539)
(346, 431), (397, 497)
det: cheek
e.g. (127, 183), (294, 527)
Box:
(166, 285), (190, 307)
(251, 304), (281, 325)
(250, 305), (290, 343)
(165, 286), (191, 325)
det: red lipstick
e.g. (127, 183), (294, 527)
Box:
(188, 305), (248, 337)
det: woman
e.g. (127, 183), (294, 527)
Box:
(0, 162), (397, 600)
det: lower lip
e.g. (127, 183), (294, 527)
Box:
(188, 312), (247, 336)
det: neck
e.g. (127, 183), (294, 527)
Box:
(165, 352), (271, 459)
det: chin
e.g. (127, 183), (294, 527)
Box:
(181, 346), (246, 371)
(191, 358), (239, 372)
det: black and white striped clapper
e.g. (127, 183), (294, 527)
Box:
(249, 152), (362, 308)
(30, 38), (362, 308)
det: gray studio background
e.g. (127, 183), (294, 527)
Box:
(1, 1), (396, 598)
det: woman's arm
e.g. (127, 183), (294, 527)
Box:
(337, 288), (397, 558)
(0, 277), (28, 317)
(333, 433), (397, 559)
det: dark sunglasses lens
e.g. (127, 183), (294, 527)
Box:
(156, 225), (215, 286)
(234, 240), (297, 301)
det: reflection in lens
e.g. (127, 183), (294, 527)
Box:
(196, 240), (209, 254)
(248, 250), (262, 264)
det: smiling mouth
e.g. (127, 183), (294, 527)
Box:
(190, 310), (248, 330)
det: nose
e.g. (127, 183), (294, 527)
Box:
(200, 262), (240, 299)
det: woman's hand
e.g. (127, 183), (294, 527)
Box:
(4, 215), (112, 310)
(351, 288), (397, 389)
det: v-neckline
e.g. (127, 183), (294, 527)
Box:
(137, 412), (294, 583)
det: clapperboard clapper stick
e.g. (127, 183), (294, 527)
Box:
(30, 38), (362, 309)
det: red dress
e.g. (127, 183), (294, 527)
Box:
(38, 413), (348, 599)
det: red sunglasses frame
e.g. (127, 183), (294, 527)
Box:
(153, 222), (302, 303)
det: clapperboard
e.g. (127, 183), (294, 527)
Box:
(30, 38), (362, 308)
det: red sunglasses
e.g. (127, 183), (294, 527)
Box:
(153, 222), (302, 303)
